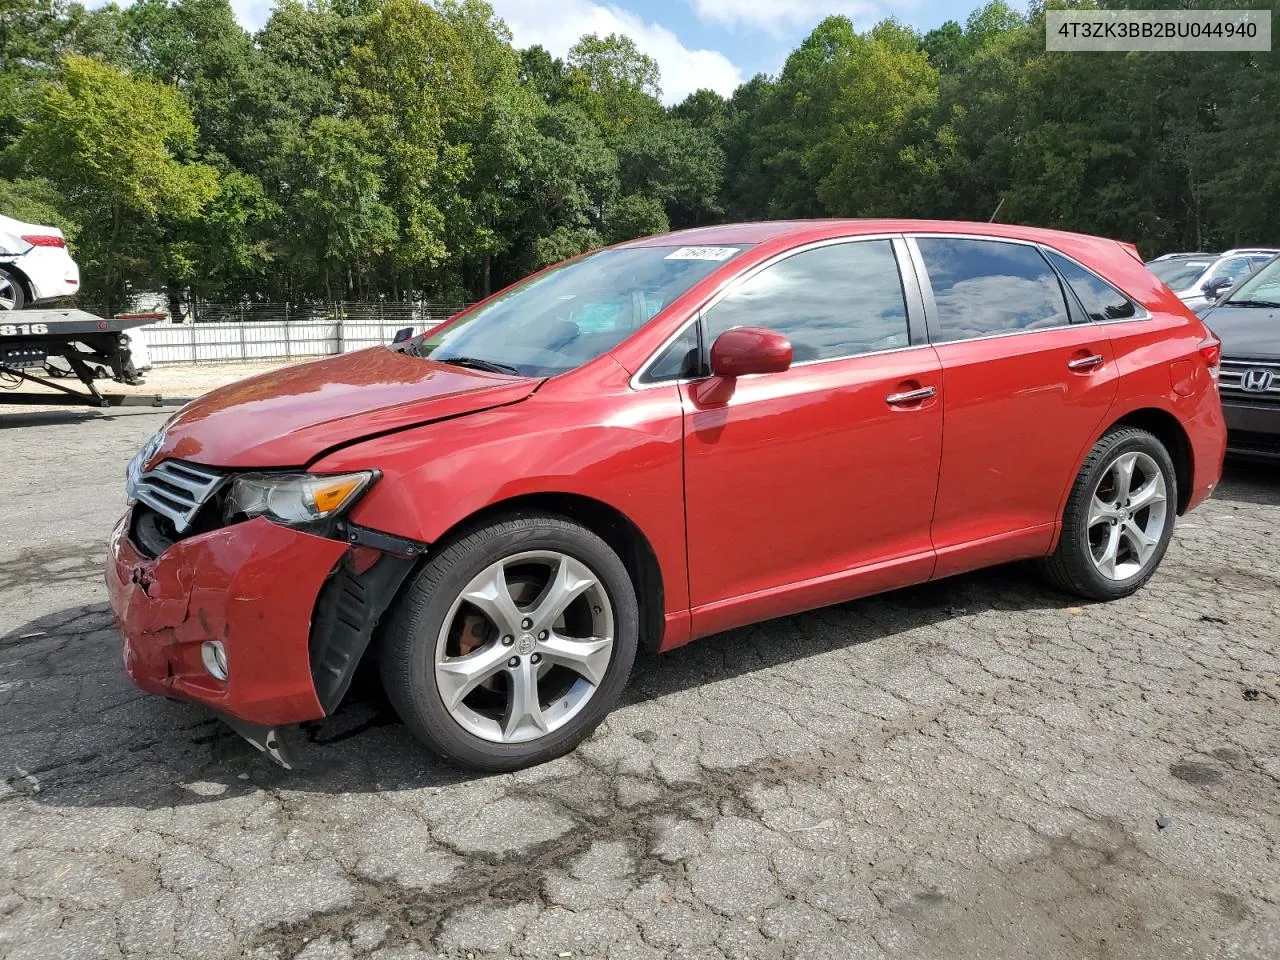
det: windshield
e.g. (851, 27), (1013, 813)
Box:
(412, 245), (748, 377)
(1222, 256), (1280, 307)
(1147, 259), (1211, 290)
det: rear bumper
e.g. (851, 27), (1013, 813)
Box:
(11, 248), (80, 302)
(1222, 398), (1280, 459)
(105, 511), (348, 726)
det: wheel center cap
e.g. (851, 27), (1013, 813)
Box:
(516, 633), (536, 655)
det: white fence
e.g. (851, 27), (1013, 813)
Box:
(132, 302), (466, 366)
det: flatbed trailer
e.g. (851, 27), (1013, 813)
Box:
(0, 308), (179, 407)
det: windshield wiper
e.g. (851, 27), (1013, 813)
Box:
(436, 356), (522, 376)
(1224, 299), (1280, 309)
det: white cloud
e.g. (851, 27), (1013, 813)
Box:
(228, 0), (273, 32)
(690, 0), (886, 34)
(490, 0), (743, 104)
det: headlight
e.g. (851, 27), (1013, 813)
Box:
(223, 471), (376, 526)
(125, 430), (166, 501)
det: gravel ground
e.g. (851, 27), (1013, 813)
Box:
(0, 403), (1277, 960)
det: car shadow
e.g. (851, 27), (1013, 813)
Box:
(1, 562), (1075, 810)
(0, 408), (118, 428)
(1216, 456), (1280, 506)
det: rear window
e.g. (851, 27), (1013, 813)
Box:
(1147, 259), (1210, 290)
(1044, 250), (1138, 322)
(916, 238), (1069, 342)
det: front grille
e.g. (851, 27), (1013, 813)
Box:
(1220, 358), (1280, 403)
(133, 459), (226, 534)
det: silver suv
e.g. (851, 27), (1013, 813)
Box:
(1147, 248), (1278, 312)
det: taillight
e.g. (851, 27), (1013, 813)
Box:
(1199, 336), (1221, 381)
(21, 234), (65, 248)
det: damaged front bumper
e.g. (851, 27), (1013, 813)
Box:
(105, 509), (414, 767)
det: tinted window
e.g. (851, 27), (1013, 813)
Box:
(1207, 256), (1250, 284)
(1147, 259), (1211, 290)
(642, 323), (701, 382)
(1045, 250), (1137, 322)
(702, 240), (909, 363)
(916, 238), (1069, 342)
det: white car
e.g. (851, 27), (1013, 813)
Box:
(1146, 250), (1275, 313)
(0, 212), (80, 310)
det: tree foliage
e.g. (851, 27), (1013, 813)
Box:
(0, 0), (1275, 308)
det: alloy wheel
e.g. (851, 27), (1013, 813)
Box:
(434, 550), (615, 743)
(0, 275), (17, 310)
(1086, 450), (1168, 581)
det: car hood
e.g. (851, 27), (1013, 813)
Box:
(1201, 305), (1280, 360)
(151, 347), (539, 468)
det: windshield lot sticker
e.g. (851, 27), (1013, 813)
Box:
(664, 246), (739, 261)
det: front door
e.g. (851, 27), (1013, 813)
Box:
(680, 238), (944, 637)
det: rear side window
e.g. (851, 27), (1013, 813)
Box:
(916, 238), (1069, 343)
(1044, 250), (1138, 322)
(702, 240), (909, 363)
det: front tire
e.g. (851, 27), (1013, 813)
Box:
(1043, 427), (1177, 600)
(380, 513), (639, 771)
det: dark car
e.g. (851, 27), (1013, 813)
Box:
(1200, 255), (1280, 459)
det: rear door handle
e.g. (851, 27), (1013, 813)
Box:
(885, 386), (937, 406)
(1067, 354), (1105, 371)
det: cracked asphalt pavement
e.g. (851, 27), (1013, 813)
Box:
(1, 406), (1277, 959)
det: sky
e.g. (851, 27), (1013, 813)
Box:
(222, 0), (1004, 105)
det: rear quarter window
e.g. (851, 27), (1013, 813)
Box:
(1044, 250), (1138, 322)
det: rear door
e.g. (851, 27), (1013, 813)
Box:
(675, 237), (943, 635)
(906, 235), (1119, 578)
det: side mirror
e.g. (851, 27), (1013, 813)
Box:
(709, 326), (793, 378)
(392, 326), (414, 344)
(1203, 278), (1235, 299)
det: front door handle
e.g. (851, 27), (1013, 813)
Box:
(1067, 354), (1105, 371)
(885, 386), (937, 406)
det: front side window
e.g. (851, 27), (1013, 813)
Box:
(916, 238), (1069, 343)
(414, 245), (747, 377)
(701, 240), (909, 364)
(1044, 250), (1138, 322)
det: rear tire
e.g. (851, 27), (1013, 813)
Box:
(380, 512), (639, 771)
(1042, 427), (1177, 600)
(0, 268), (26, 310)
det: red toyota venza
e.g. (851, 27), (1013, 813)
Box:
(107, 220), (1226, 771)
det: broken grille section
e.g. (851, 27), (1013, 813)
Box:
(133, 459), (225, 533)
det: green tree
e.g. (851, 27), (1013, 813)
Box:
(565, 33), (662, 134)
(617, 116), (722, 227)
(12, 54), (218, 309)
(0, 177), (75, 239)
(519, 44), (566, 104)
(605, 193), (668, 244)
(285, 115), (396, 301)
(342, 0), (481, 291)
